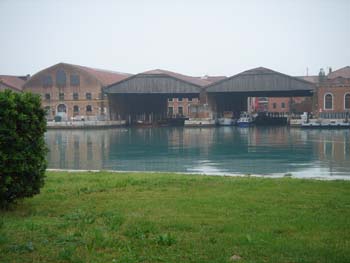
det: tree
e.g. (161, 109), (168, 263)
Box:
(0, 90), (47, 209)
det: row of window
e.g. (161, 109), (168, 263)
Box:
(324, 93), (350, 110)
(42, 70), (79, 87)
(168, 98), (194, 102)
(167, 106), (192, 116)
(46, 105), (94, 113)
(44, 92), (99, 101)
(272, 102), (286, 109)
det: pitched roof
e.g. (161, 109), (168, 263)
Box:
(72, 64), (132, 86)
(0, 75), (26, 91)
(327, 66), (350, 79)
(200, 75), (227, 83)
(206, 67), (315, 94)
(296, 75), (319, 84)
(25, 62), (131, 87)
(141, 69), (213, 87)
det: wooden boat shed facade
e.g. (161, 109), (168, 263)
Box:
(104, 67), (315, 123)
(104, 69), (209, 123)
(205, 67), (315, 115)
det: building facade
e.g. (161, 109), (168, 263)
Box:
(316, 66), (350, 119)
(23, 63), (130, 121)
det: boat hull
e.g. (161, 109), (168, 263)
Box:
(237, 121), (254, 127)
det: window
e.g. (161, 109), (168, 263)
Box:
(345, 94), (350, 109)
(73, 105), (79, 113)
(86, 105), (92, 112)
(273, 103), (277, 109)
(178, 106), (183, 115)
(45, 93), (50, 100)
(59, 93), (64, 100)
(168, 98), (173, 102)
(324, 93), (333, 110)
(168, 107), (173, 116)
(178, 97), (183, 102)
(281, 102), (286, 108)
(57, 104), (66, 113)
(56, 69), (66, 86)
(86, 93), (92, 100)
(73, 93), (79, 100)
(44, 106), (51, 115)
(70, 74), (80, 86)
(42, 75), (52, 87)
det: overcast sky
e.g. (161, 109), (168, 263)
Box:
(1, 0), (349, 77)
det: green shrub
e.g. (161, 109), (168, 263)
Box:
(0, 90), (47, 209)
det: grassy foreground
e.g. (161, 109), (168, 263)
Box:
(0, 172), (349, 263)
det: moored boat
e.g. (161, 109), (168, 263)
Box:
(237, 112), (254, 127)
(217, 111), (236, 126)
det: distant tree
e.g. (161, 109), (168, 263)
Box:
(0, 90), (47, 209)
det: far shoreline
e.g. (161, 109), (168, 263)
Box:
(46, 169), (350, 181)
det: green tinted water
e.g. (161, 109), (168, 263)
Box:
(45, 127), (350, 179)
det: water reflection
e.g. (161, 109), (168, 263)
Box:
(45, 127), (350, 178)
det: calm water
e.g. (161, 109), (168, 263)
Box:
(45, 127), (350, 179)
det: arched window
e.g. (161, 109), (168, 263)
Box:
(57, 104), (67, 113)
(56, 69), (66, 86)
(345, 93), (350, 110)
(324, 93), (333, 110)
(86, 105), (92, 112)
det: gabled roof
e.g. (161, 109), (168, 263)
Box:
(206, 67), (315, 95)
(295, 75), (319, 84)
(0, 75), (26, 91)
(328, 66), (350, 79)
(141, 69), (212, 87)
(72, 64), (131, 86)
(25, 62), (131, 87)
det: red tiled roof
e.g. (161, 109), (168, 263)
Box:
(69, 64), (132, 86)
(328, 66), (350, 79)
(0, 75), (26, 91)
(296, 75), (319, 84)
(199, 75), (227, 84)
(141, 69), (213, 87)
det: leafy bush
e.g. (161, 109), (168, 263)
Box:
(0, 90), (47, 209)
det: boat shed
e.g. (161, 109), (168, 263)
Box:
(104, 69), (209, 123)
(205, 67), (315, 114)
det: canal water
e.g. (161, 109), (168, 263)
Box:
(45, 127), (350, 179)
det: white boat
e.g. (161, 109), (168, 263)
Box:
(218, 117), (236, 126)
(217, 111), (236, 126)
(184, 118), (216, 127)
(237, 112), (254, 127)
(301, 120), (350, 128)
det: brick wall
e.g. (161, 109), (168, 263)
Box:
(24, 64), (108, 121)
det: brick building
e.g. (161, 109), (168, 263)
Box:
(251, 75), (317, 114)
(316, 66), (350, 118)
(0, 75), (28, 92)
(23, 63), (130, 121)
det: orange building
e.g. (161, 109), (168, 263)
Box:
(23, 63), (130, 121)
(316, 66), (350, 119)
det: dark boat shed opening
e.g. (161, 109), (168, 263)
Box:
(104, 70), (205, 124)
(104, 67), (316, 124)
(205, 67), (315, 116)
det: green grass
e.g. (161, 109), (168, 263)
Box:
(0, 171), (349, 263)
